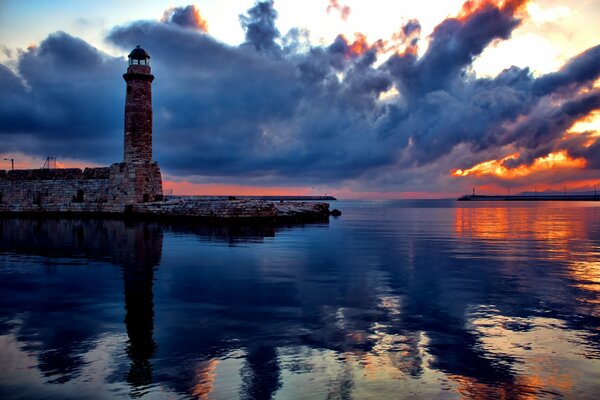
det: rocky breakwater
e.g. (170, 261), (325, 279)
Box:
(130, 197), (331, 222)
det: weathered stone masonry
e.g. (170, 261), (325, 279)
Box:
(117, 45), (162, 203)
(0, 168), (111, 211)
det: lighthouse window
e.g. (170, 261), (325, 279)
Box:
(127, 85), (132, 94)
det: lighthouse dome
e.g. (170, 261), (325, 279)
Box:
(128, 45), (150, 65)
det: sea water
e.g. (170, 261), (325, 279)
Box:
(1, 200), (599, 399)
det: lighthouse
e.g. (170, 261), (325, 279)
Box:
(123, 45), (154, 163)
(108, 45), (163, 204)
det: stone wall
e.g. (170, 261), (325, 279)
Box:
(0, 167), (330, 221)
(0, 162), (162, 212)
(0, 168), (111, 212)
(0, 177), (329, 221)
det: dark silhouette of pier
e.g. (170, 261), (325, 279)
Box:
(458, 194), (600, 201)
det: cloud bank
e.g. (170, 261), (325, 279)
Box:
(1, 1), (599, 193)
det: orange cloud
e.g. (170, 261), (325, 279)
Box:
(451, 151), (586, 179)
(192, 7), (209, 32)
(458, 0), (529, 20)
(162, 5), (208, 32)
(568, 110), (600, 136)
(343, 33), (371, 57)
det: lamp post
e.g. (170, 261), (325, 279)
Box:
(3, 158), (14, 170)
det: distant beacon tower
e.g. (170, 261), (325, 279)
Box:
(123, 45), (154, 163)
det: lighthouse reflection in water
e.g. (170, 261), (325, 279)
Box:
(1, 200), (600, 399)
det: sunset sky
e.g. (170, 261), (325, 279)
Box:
(1, 0), (599, 198)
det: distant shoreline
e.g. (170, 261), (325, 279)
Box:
(458, 194), (600, 201)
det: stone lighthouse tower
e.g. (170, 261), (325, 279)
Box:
(123, 45), (154, 163)
(109, 45), (162, 204)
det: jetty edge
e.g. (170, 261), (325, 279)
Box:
(0, 193), (333, 222)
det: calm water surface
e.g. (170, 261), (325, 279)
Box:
(1, 200), (600, 399)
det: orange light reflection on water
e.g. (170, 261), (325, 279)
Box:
(454, 207), (586, 245)
(456, 313), (580, 400)
(567, 261), (600, 309)
(454, 204), (600, 309)
(191, 359), (219, 399)
(448, 355), (575, 400)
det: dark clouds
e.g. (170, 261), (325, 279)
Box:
(1, 1), (600, 191)
(0, 32), (123, 162)
(240, 1), (281, 54)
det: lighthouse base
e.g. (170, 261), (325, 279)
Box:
(109, 162), (163, 204)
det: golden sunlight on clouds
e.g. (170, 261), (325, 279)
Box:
(457, 0), (529, 20)
(451, 151), (586, 179)
(378, 86), (400, 101)
(472, 1), (598, 77)
(569, 111), (600, 136)
(473, 33), (563, 76)
(452, 153), (520, 178)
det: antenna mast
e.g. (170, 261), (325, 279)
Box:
(42, 156), (57, 169)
